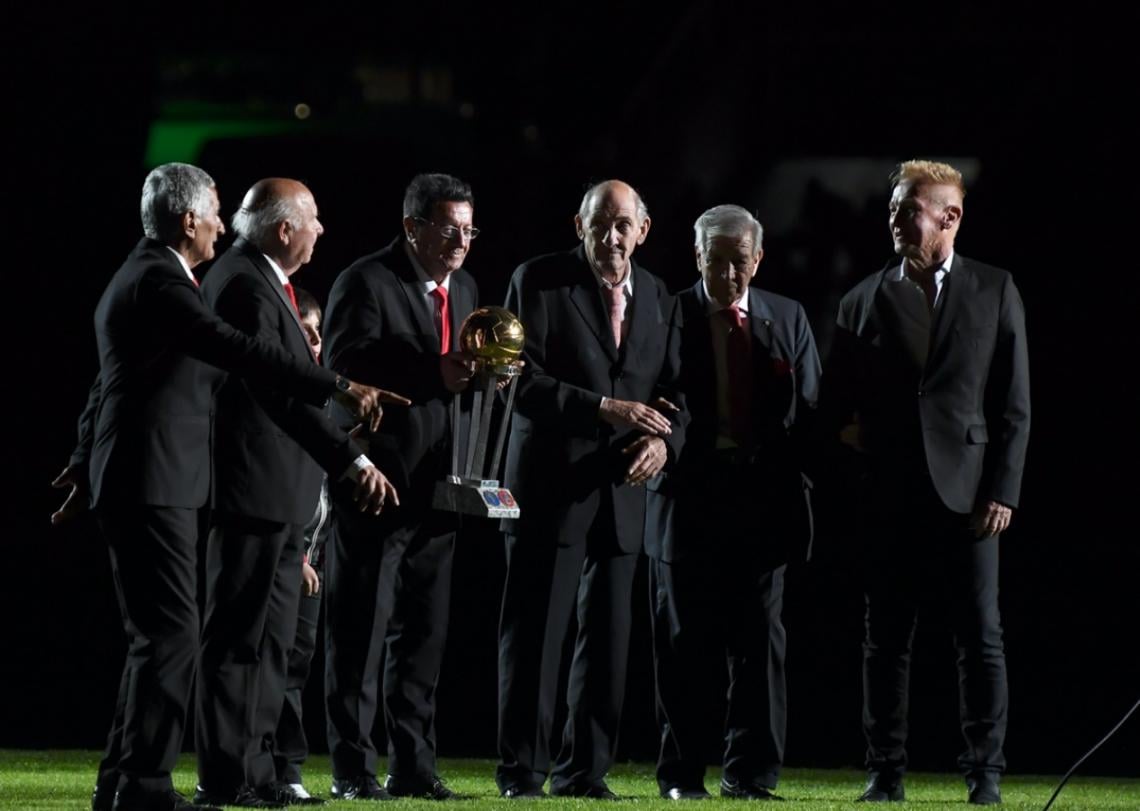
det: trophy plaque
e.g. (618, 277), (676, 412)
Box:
(432, 306), (524, 518)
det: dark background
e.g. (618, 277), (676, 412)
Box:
(6, 4), (1137, 779)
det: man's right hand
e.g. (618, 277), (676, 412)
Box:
(333, 380), (412, 432)
(353, 464), (400, 514)
(51, 464), (88, 526)
(441, 351), (477, 393)
(599, 397), (673, 436)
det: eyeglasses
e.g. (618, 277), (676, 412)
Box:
(414, 217), (480, 241)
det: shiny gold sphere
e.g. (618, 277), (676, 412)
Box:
(459, 306), (525, 365)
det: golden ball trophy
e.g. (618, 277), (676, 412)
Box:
(432, 306), (524, 518)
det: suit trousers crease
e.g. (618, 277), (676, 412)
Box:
(860, 476), (1008, 778)
(97, 505), (201, 796)
(651, 553), (787, 791)
(196, 515), (304, 792)
(496, 517), (637, 793)
(325, 505), (455, 781)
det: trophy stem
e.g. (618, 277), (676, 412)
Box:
(488, 374), (519, 482)
(449, 391), (462, 479)
(469, 373), (499, 478)
(463, 388), (483, 479)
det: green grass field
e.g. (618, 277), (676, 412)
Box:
(1, 751), (1136, 810)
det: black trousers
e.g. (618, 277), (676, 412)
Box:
(196, 513), (304, 793)
(96, 505), (200, 799)
(650, 556), (787, 791)
(324, 506), (455, 781)
(860, 474), (1008, 778)
(272, 571), (323, 785)
(496, 520), (638, 794)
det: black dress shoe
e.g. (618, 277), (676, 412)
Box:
(551, 782), (619, 800)
(384, 774), (457, 800)
(330, 776), (392, 801)
(719, 777), (783, 800)
(500, 785), (547, 799)
(966, 773), (1002, 805)
(265, 783), (324, 806)
(192, 785), (285, 808)
(113, 788), (222, 811)
(661, 785), (711, 800)
(92, 772), (119, 811)
(855, 774), (905, 802)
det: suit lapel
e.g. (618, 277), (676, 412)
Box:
(620, 263), (657, 362)
(568, 247), (618, 362)
(746, 287), (775, 357)
(447, 274), (474, 353)
(239, 239), (312, 355)
(390, 241), (441, 353)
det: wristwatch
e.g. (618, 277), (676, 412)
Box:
(334, 375), (351, 393)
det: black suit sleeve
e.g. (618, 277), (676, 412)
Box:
(323, 266), (448, 404)
(212, 271), (359, 477)
(69, 373), (101, 469)
(505, 266), (605, 433)
(653, 292), (688, 464)
(982, 273), (1030, 508)
(137, 263), (337, 405)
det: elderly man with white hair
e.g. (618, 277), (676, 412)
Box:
(645, 204), (820, 801)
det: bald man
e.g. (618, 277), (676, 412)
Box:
(496, 180), (687, 799)
(194, 179), (404, 808)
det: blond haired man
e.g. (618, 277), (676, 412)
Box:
(826, 160), (1029, 805)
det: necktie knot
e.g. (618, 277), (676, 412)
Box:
(719, 304), (745, 330)
(431, 285), (448, 304)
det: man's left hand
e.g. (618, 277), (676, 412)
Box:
(971, 499), (1013, 538)
(51, 464), (88, 525)
(622, 436), (667, 486)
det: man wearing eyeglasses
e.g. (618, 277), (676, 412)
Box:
(320, 173), (480, 801)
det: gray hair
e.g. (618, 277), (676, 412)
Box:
(140, 163), (216, 241)
(231, 194), (303, 247)
(693, 204), (763, 255)
(578, 180), (650, 223)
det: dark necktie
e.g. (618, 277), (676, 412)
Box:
(719, 305), (753, 447)
(431, 285), (450, 354)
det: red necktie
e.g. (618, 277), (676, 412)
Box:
(605, 284), (624, 348)
(431, 286), (450, 354)
(283, 281), (300, 317)
(719, 305), (753, 446)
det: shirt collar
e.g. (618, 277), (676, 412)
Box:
(165, 246), (196, 282)
(404, 241), (452, 294)
(261, 253), (290, 286)
(892, 249), (954, 281)
(590, 263), (634, 295)
(701, 279), (750, 315)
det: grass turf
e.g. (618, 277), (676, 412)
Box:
(0, 751), (1136, 810)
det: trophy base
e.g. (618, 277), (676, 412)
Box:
(432, 478), (520, 518)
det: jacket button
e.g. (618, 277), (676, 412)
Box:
(917, 389), (925, 397)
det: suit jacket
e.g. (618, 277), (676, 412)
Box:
(645, 282), (821, 564)
(501, 245), (686, 553)
(200, 238), (359, 525)
(825, 253), (1030, 513)
(322, 237), (477, 519)
(71, 238), (339, 510)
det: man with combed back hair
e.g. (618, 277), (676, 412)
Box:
(321, 172), (480, 802)
(496, 180), (687, 800)
(824, 160), (1030, 805)
(51, 164), (389, 811)
(194, 178), (405, 809)
(645, 204), (820, 801)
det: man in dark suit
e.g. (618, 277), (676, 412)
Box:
(194, 178), (403, 808)
(645, 205), (820, 801)
(321, 173), (481, 801)
(496, 180), (686, 799)
(824, 160), (1030, 805)
(51, 163), (389, 811)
